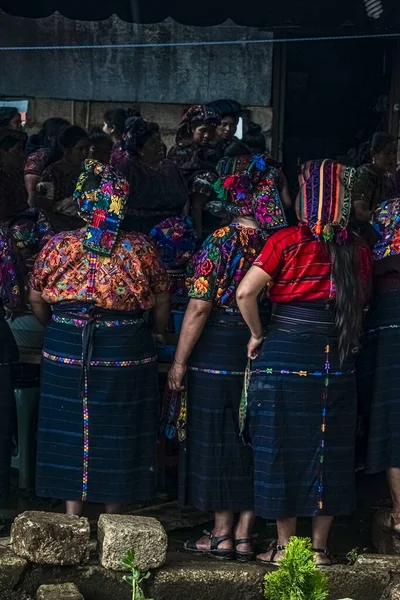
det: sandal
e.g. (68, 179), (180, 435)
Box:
(183, 529), (234, 560)
(312, 547), (336, 566)
(257, 540), (286, 565)
(235, 538), (255, 562)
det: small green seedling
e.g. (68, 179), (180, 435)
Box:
(121, 548), (153, 600)
(346, 547), (360, 565)
(264, 536), (328, 600)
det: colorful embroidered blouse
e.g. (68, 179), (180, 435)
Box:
(24, 148), (51, 178)
(186, 223), (266, 309)
(110, 146), (132, 176)
(254, 224), (372, 303)
(0, 225), (23, 308)
(30, 229), (169, 311)
(168, 142), (219, 196)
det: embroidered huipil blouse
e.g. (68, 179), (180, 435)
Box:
(30, 229), (169, 311)
(186, 223), (266, 309)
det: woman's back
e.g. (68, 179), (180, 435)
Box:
(30, 229), (168, 311)
(255, 224), (372, 303)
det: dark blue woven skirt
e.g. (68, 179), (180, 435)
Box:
(179, 311), (254, 512)
(248, 303), (357, 519)
(36, 303), (158, 504)
(361, 282), (400, 474)
(0, 316), (18, 501)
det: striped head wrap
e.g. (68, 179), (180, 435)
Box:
(296, 159), (355, 243)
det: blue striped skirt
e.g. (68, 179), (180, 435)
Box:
(248, 303), (357, 519)
(179, 311), (256, 512)
(36, 303), (158, 504)
(361, 278), (400, 474)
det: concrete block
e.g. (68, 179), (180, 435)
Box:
(11, 511), (90, 566)
(97, 514), (167, 572)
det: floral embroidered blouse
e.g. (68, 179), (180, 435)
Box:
(186, 223), (266, 309)
(24, 148), (51, 178)
(0, 225), (23, 309)
(30, 229), (169, 311)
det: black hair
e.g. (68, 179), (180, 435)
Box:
(89, 130), (113, 148)
(371, 131), (396, 153)
(44, 125), (88, 169)
(207, 99), (241, 121)
(0, 107), (19, 128)
(125, 118), (160, 153)
(224, 139), (251, 157)
(242, 122), (266, 154)
(104, 108), (141, 137)
(39, 118), (69, 146)
(0, 131), (27, 152)
(326, 232), (367, 365)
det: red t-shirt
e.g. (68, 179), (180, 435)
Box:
(254, 225), (372, 303)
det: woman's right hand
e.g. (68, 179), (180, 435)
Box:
(247, 335), (263, 360)
(168, 360), (187, 392)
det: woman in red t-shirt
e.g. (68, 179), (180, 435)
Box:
(237, 159), (372, 565)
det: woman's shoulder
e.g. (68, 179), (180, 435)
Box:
(116, 231), (155, 252)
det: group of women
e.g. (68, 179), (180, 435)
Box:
(1, 101), (400, 565)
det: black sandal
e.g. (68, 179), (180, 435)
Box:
(183, 530), (234, 560)
(257, 540), (286, 565)
(312, 547), (336, 566)
(235, 538), (255, 562)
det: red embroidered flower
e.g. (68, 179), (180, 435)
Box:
(223, 175), (236, 190)
(200, 258), (213, 276)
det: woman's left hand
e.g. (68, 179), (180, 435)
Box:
(168, 360), (187, 392)
(247, 335), (263, 360)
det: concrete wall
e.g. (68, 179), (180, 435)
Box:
(0, 11), (273, 106)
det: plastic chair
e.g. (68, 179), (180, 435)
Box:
(11, 387), (40, 490)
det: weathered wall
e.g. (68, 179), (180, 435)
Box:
(0, 11), (273, 106)
(25, 98), (273, 150)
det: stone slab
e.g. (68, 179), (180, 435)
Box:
(372, 508), (400, 555)
(356, 553), (400, 572)
(0, 546), (28, 591)
(97, 514), (167, 572)
(19, 563), (130, 600)
(37, 583), (83, 600)
(11, 511), (90, 566)
(152, 554), (390, 600)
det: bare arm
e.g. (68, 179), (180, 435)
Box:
(29, 289), (51, 327)
(237, 266), (272, 359)
(168, 298), (212, 391)
(24, 174), (40, 207)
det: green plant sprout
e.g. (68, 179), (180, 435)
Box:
(121, 549), (153, 600)
(346, 547), (360, 565)
(264, 536), (328, 600)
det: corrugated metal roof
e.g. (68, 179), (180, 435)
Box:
(0, 0), (396, 28)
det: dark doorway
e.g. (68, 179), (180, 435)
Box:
(282, 36), (393, 190)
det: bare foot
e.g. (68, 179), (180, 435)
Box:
(391, 512), (400, 534)
(184, 530), (233, 552)
(257, 545), (286, 564)
(314, 551), (337, 566)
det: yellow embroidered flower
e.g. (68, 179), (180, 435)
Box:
(216, 287), (224, 299)
(110, 195), (122, 213)
(194, 277), (209, 295)
(214, 227), (230, 238)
